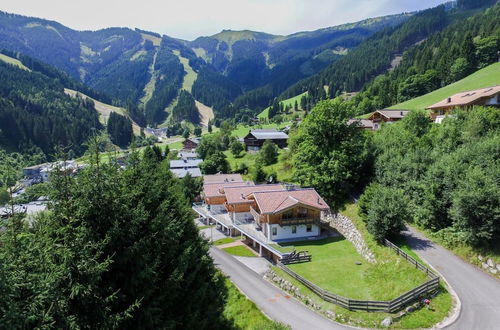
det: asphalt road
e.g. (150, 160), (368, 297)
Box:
(210, 247), (346, 330)
(402, 226), (500, 330)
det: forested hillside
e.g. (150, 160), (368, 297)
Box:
(0, 58), (101, 159)
(0, 10), (413, 125)
(281, 0), (499, 113)
(350, 3), (500, 113)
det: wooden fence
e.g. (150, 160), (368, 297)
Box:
(276, 239), (440, 312)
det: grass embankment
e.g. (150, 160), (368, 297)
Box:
(223, 279), (288, 329)
(389, 62), (500, 110)
(258, 92), (308, 120)
(223, 245), (257, 257)
(270, 203), (452, 328)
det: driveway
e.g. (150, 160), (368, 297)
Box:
(210, 247), (346, 329)
(402, 226), (500, 330)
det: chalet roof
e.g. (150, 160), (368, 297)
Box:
(369, 109), (409, 120)
(170, 159), (202, 169)
(224, 184), (284, 205)
(203, 181), (254, 198)
(246, 129), (289, 140)
(203, 173), (244, 184)
(347, 118), (374, 128)
(427, 85), (500, 110)
(170, 168), (202, 178)
(251, 188), (329, 214)
(178, 151), (198, 159)
(185, 138), (201, 145)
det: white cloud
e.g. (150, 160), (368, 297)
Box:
(1, 0), (448, 40)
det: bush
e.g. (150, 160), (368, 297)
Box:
(361, 185), (409, 241)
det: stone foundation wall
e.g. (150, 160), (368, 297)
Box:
(321, 211), (375, 263)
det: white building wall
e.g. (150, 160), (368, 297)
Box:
(267, 223), (320, 241)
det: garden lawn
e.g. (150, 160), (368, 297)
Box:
(280, 237), (428, 300)
(223, 245), (256, 257)
(213, 237), (236, 246)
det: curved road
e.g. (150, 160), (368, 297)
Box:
(402, 226), (500, 330)
(210, 247), (346, 329)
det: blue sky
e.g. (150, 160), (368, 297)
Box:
(2, 0), (449, 40)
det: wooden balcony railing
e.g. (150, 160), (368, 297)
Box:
(280, 217), (318, 225)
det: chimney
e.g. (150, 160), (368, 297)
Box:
(447, 97), (451, 103)
(241, 193), (244, 199)
(400, 111), (403, 116)
(317, 197), (321, 205)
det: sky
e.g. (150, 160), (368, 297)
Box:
(1, 0), (449, 40)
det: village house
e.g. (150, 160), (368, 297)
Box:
(169, 158), (203, 178)
(367, 109), (409, 130)
(182, 137), (201, 150)
(223, 184), (284, 222)
(247, 188), (329, 242)
(243, 129), (289, 151)
(193, 176), (330, 261)
(427, 85), (500, 122)
(203, 173), (245, 184)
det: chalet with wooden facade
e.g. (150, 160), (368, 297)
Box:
(224, 184), (284, 222)
(367, 109), (409, 130)
(193, 176), (330, 261)
(182, 138), (201, 150)
(248, 188), (329, 241)
(243, 129), (289, 151)
(427, 85), (500, 122)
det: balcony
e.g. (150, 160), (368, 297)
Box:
(250, 206), (265, 224)
(280, 217), (318, 226)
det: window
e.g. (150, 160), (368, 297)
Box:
(282, 210), (293, 220)
(272, 227), (277, 236)
(292, 226), (297, 234)
(306, 224), (312, 232)
(297, 207), (308, 218)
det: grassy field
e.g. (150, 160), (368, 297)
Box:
(223, 245), (256, 257)
(223, 279), (288, 329)
(258, 92), (308, 119)
(270, 203), (453, 328)
(390, 62), (500, 110)
(0, 53), (30, 71)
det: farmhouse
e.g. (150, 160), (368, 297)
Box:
(182, 137), (201, 150)
(427, 85), (500, 122)
(367, 109), (409, 130)
(243, 129), (289, 151)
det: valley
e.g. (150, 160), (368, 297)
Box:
(0, 0), (499, 329)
